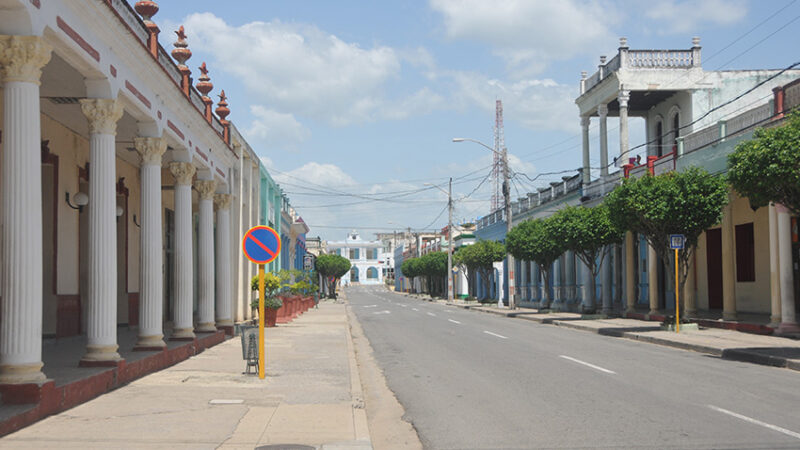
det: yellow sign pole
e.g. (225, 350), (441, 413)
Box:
(675, 248), (680, 334)
(258, 264), (266, 379)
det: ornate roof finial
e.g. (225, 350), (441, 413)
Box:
(197, 62), (213, 95)
(215, 90), (230, 121)
(171, 25), (192, 66)
(134, 1), (159, 22)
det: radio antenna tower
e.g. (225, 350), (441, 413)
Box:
(491, 100), (504, 212)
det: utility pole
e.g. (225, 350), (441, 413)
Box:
(447, 177), (454, 301)
(503, 147), (515, 310)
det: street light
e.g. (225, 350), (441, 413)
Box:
(424, 179), (454, 301)
(452, 137), (516, 310)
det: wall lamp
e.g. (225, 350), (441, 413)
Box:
(65, 192), (88, 213)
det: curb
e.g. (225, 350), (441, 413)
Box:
(343, 300), (372, 448)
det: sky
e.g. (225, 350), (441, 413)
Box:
(147, 0), (800, 241)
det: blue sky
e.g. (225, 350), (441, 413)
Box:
(148, 0), (800, 240)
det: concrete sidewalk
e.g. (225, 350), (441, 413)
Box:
(431, 297), (800, 372)
(1, 301), (372, 449)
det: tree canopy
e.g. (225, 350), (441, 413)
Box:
(453, 240), (505, 298)
(549, 204), (623, 311)
(728, 111), (800, 214)
(604, 166), (728, 301)
(506, 218), (565, 308)
(315, 254), (351, 297)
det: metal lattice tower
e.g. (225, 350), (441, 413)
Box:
(492, 100), (504, 212)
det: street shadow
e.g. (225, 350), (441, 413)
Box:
(720, 347), (800, 367)
(597, 326), (662, 337)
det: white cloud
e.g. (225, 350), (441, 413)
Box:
(430, 0), (616, 76)
(448, 71), (579, 132)
(180, 13), (414, 126)
(245, 106), (310, 151)
(644, 0), (747, 33)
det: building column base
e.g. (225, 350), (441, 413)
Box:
(196, 323), (217, 333)
(80, 345), (122, 366)
(723, 311), (738, 321)
(170, 328), (196, 341)
(134, 334), (166, 352)
(776, 321), (800, 336)
(0, 362), (47, 384)
(769, 315), (782, 329)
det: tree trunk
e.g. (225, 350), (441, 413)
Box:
(541, 267), (552, 309)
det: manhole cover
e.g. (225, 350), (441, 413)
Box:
(255, 446), (315, 450)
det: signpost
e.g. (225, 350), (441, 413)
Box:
(242, 225), (281, 379)
(669, 234), (685, 333)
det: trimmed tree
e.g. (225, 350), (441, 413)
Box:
(453, 245), (476, 297)
(419, 251), (449, 297)
(401, 257), (421, 293)
(506, 218), (565, 309)
(728, 111), (800, 213)
(453, 240), (505, 300)
(550, 204), (623, 313)
(604, 167), (728, 312)
(315, 254), (351, 298)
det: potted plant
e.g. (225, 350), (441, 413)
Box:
(251, 272), (283, 327)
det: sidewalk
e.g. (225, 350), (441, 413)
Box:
(1, 301), (373, 449)
(410, 296), (800, 372)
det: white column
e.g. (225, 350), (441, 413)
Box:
(598, 104), (609, 177)
(195, 179), (217, 332)
(235, 145), (246, 322)
(134, 137), (167, 350)
(214, 194), (233, 328)
(0, 36), (51, 383)
(80, 98), (125, 363)
(565, 252), (576, 303)
(776, 204), (800, 334)
(581, 116), (590, 184)
(721, 196), (737, 321)
(768, 204), (782, 328)
(619, 90), (630, 161)
(243, 155), (253, 321)
(648, 243), (658, 315)
(520, 261), (528, 301)
(169, 162), (196, 339)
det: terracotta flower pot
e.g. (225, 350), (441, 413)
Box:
(266, 308), (278, 327)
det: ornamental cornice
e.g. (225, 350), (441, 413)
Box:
(80, 98), (124, 135)
(195, 179), (217, 200)
(169, 161), (196, 185)
(134, 137), (167, 165)
(0, 35), (52, 84)
(214, 193), (232, 210)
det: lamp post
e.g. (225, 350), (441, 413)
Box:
(424, 179), (454, 300)
(452, 138), (515, 309)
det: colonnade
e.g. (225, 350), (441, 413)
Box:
(0, 34), (238, 384)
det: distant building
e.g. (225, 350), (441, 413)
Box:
(327, 231), (387, 286)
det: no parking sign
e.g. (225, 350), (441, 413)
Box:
(242, 225), (281, 265)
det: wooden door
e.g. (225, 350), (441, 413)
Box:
(706, 229), (723, 309)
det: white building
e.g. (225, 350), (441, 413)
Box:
(327, 231), (386, 286)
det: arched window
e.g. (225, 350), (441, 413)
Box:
(367, 267), (378, 279)
(350, 267), (359, 282)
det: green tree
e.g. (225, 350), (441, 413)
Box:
(452, 240), (505, 300)
(419, 251), (448, 297)
(315, 254), (351, 298)
(728, 111), (800, 214)
(550, 205), (623, 313)
(401, 257), (422, 293)
(506, 218), (565, 309)
(604, 167), (728, 308)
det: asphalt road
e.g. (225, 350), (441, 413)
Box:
(348, 285), (800, 450)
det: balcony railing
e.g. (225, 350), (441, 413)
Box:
(581, 39), (701, 94)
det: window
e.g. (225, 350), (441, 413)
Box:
(367, 267), (378, 279)
(367, 248), (378, 259)
(735, 222), (755, 282)
(350, 248), (359, 260)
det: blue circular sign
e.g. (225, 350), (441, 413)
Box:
(242, 226), (281, 264)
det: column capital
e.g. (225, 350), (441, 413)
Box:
(134, 137), (167, 165)
(0, 35), (52, 84)
(80, 98), (124, 135)
(597, 104), (608, 117)
(195, 179), (217, 200)
(581, 116), (590, 128)
(169, 161), (196, 185)
(214, 193), (232, 210)
(618, 90), (630, 108)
